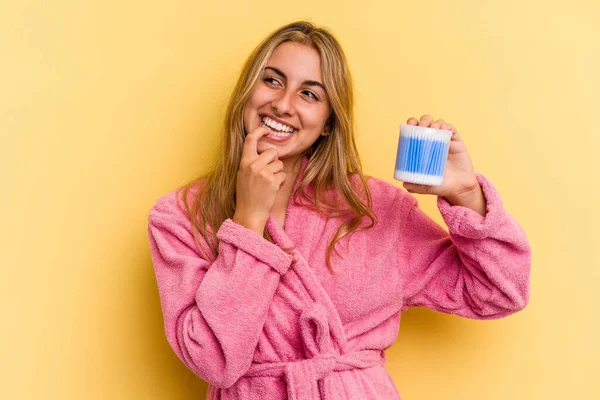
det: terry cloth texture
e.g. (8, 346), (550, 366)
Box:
(147, 155), (531, 399)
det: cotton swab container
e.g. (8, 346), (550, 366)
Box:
(394, 124), (452, 186)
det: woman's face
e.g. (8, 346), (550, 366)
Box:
(243, 41), (331, 166)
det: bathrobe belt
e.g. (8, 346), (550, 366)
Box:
(255, 213), (385, 398)
(244, 302), (386, 400)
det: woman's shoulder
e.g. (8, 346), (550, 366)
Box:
(148, 180), (205, 222)
(147, 179), (217, 258)
(351, 173), (417, 210)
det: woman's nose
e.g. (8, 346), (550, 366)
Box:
(271, 90), (294, 115)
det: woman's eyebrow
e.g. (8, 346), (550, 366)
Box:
(264, 66), (326, 91)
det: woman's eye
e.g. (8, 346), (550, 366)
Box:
(264, 76), (318, 101)
(303, 91), (318, 100)
(264, 76), (279, 86)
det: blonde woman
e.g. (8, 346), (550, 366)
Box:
(147, 20), (531, 400)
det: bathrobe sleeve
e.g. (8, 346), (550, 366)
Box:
(147, 189), (294, 388)
(397, 173), (531, 319)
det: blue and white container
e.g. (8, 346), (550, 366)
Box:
(394, 124), (452, 186)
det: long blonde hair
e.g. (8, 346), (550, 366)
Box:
(178, 20), (376, 274)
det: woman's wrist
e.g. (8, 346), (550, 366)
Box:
(232, 212), (266, 236)
(445, 183), (487, 217)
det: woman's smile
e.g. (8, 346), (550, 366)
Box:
(259, 114), (297, 141)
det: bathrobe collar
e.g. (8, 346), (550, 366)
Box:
(264, 154), (350, 351)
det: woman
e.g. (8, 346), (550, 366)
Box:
(147, 20), (531, 400)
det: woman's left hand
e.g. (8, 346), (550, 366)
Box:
(402, 114), (480, 204)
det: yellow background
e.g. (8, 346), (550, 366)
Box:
(2, 0), (598, 399)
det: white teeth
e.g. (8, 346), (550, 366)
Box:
(261, 116), (294, 134)
(261, 120), (293, 136)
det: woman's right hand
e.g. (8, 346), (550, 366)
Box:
(232, 126), (286, 236)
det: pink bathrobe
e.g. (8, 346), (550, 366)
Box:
(147, 154), (531, 399)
